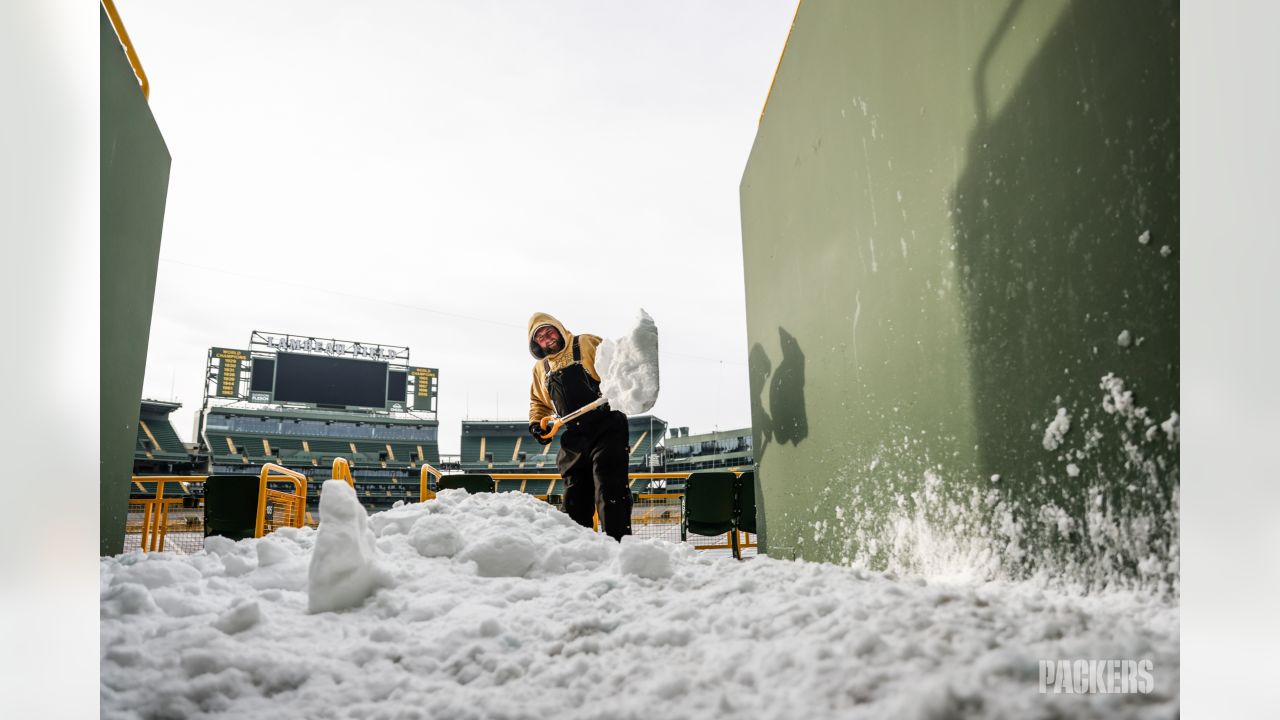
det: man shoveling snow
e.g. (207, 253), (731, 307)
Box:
(527, 311), (659, 541)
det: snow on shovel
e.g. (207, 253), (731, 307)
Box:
(537, 309), (659, 439)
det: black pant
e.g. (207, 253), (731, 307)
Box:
(557, 409), (632, 541)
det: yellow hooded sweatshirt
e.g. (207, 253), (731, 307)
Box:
(528, 312), (603, 423)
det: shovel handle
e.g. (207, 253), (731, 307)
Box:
(538, 397), (608, 440)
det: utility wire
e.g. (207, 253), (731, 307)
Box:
(158, 257), (746, 366)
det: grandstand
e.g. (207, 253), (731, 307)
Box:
(202, 407), (439, 510)
(133, 400), (200, 474)
(460, 414), (667, 474)
(664, 427), (753, 472)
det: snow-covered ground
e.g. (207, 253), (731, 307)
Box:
(101, 484), (1178, 719)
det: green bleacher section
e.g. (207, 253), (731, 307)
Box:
(460, 420), (560, 472)
(625, 415), (666, 470)
(134, 400), (199, 472)
(199, 408), (441, 510)
(664, 427), (753, 472)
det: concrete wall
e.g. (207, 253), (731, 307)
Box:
(740, 0), (1177, 591)
(101, 8), (171, 555)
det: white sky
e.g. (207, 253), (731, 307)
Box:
(119, 0), (799, 454)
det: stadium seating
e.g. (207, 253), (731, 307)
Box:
(681, 471), (736, 541)
(203, 474), (260, 540)
(438, 474), (495, 494)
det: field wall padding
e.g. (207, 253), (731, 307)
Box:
(739, 0), (1178, 591)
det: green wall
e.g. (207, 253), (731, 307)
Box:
(101, 8), (171, 555)
(740, 0), (1178, 591)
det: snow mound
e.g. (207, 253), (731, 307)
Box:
(595, 308), (659, 415)
(307, 480), (389, 613)
(617, 535), (675, 579)
(101, 489), (1179, 719)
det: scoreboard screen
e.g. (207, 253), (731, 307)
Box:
(272, 352), (389, 409)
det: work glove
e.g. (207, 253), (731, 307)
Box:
(529, 421), (552, 445)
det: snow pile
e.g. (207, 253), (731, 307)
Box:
(595, 309), (659, 415)
(102, 490), (1179, 719)
(307, 480), (389, 613)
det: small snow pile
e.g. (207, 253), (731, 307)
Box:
(101, 490), (1179, 719)
(212, 600), (261, 635)
(1042, 408), (1072, 451)
(1138, 229), (1151, 245)
(307, 480), (388, 613)
(617, 535), (676, 579)
(1117, 329), (1132, 348)
(595, 308), (659, 415)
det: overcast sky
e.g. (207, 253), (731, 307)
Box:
(119, 0), (797, 454)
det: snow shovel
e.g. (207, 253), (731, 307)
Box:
(536, 397), (608, 441)
(536, 309), (659, 441)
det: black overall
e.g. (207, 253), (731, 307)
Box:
(545, 337), (632, 540)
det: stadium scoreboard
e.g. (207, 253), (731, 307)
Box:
(206, 332), (437, 413)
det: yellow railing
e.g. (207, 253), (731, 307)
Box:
(331, 457), (355, 488)
(252, 464), (308, 538)
(418, 462), (443, 502)
(101, 0), (150, 100)
(127, 475), (208, 552)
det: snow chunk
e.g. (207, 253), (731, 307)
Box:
(212, 600), (261, 635)
(457, 529), (540, 578)
(1138, 229), (1151, 244)
(1161, 411), (1180, 444)
(617, 536), (674, 579)
(1042, 408), (1072, 451)
(1117, 329), (1132, 348)
(596, 309), (659, 415)
(408, 515), (463, 558)
(1160, 244), (1173, 257)
(101, 582), (158, 618)
(1066, 463), (1081, 478)
(1100, 374), (1135, 415)
(307, 480), (389, 613)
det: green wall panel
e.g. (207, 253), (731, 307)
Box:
(101, 8), (171, 555)
(740, 0), (1177, 591)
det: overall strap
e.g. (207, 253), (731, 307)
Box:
(572, 335), (581, 362)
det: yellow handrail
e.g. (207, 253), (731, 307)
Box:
(129, 475), (208, 552)
(254, 463), (308, 538)
(331, 457), (356, 488)
(419, 462), (443, 502)
(101, 0), (150, 100)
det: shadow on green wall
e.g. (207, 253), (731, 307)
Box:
(750, 327), (809, 553)
(951, 0), (1179, 579)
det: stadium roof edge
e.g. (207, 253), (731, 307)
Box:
(140, 398), (181, 412)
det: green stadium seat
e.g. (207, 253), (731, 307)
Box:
(495, 479), (522, 493)
(682, 471), (738, 556)
(203, 474), (260, 540)
(523, 479), (552, 495)
(437, 474), (494, 494)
